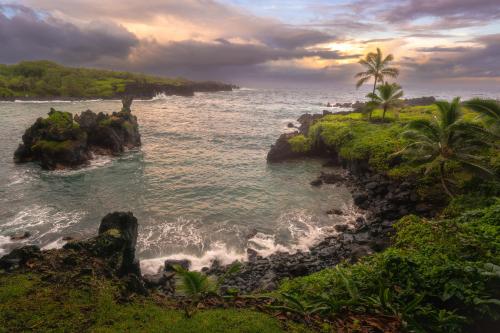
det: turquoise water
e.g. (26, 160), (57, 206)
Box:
(1, 88), (498, 272)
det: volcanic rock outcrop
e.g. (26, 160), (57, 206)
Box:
(14, 97), (141, 170)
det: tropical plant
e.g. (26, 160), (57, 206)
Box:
(355, 48), (399, 94)
(173, 265), (217, 317)
(463, 98), (500, 137)
(399, 97), (493, 197)
(174, 265), (216, 300)
(366, 82), (404, 121)
(269, 293), (329, 322)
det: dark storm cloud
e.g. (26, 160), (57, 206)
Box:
(385, 0), (500, 22)
(125, 40), (355, 71)
(403, 34), (500, 79)
(20, 0), (338, 49)
(416, 46), (469, 53)
(261, 27), (336, 49)
(0, 2), (343, 75)
(0, 4), (138, 64)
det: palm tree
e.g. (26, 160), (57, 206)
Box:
(462, 98), (500, 137)
(366, 82), (403, 121)
(355, 48), (399, 94)
(399, 97), (493, 197)
(174, 265), (216, 300)
(174, 265), (217, 317)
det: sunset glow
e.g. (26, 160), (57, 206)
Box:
(1, 0), (499, 87)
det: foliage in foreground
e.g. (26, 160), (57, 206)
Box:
(400, 97), (494, 197)
(279, 202), (500, 332)
(0, 273), (310, 333)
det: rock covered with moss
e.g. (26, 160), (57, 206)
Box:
(13, 108), (90, 169)
(14, 97), (141, 169)
(267, 111), (332, 162)
(0, 212), (141, 279)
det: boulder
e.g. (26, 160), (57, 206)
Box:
(0, 245), (41, 271)
(64, 211), (139, 276)
(267, 133), (307, 162)
(74, 109), (98, 130)
(353, 192), (368, 206)
(319, 172), (344, 184)
(9, 231), (31, 241)
(334, 224), (349, 232)
(310, 178), (323, 186)
(297, 113), (323, 135)
(327, 209), (344, 215)
(99, 212), (139, 275)
(164, 259), (190, 272)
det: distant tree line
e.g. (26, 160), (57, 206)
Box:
(0, 60), (186, 99)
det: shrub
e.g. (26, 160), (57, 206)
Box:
(279, 203), (500, 332)
(288, 134), (312, 153)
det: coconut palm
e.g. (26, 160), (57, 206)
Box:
(355, 48), (399, 94)
(366, 82), (404, 121)
(399, 97), (493, 197)
(462, 98), (500, 137)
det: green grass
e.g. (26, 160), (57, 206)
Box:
(0, 273), (311, 333)
(309, 117), (405, 171)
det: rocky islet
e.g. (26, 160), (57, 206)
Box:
(13, 96), (141, 170)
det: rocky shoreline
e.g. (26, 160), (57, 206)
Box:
(202, 107), (445, 293)
(327, 96), (437, 111)
(3, 102), (444, 296)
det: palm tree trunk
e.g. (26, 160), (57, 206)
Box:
(439, 161), (454, 198)
(382, 106), (387, 120)
(372, 76), (378, 95)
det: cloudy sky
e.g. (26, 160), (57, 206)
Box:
(1, 0), (499, 88)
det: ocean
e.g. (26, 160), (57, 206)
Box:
(1, 87), (498, 273)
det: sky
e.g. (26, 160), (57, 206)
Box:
(0, 0), (499, 88)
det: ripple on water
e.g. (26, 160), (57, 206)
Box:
(4, 88), (484, 269)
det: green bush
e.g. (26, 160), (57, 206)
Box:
(308, 118), (404, 171)
(288, 135), (312, 153)
(279, 203), (500, 332)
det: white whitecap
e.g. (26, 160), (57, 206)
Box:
(140, 241), (245, 274)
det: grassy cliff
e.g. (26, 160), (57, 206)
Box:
(0, 61), (233, 99)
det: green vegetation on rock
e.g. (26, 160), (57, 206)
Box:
(0, 60), (188, 99)
(288, 134), (313, 153)
(300, 99), (499, 196)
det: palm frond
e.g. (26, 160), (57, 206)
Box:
(356, 76), (371, 89)
(463, 98), (500, 120)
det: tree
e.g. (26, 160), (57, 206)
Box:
(366, 82), (403, 121)
(462, 98), (500, 137)
(399, 97), (493, 197)
(355, 48), (399, 94)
